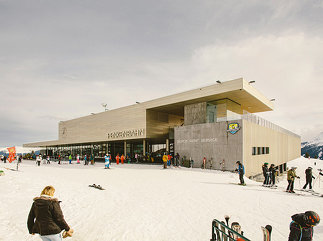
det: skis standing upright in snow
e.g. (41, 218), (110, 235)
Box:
(261, 225), (272, 241)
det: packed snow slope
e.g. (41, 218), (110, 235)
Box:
(1, 157), (323, 241)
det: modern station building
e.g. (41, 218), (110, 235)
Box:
(24, 78), (301, 177)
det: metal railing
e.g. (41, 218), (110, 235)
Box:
(210, 219), (251, 241)
(216, 112), (300, 139)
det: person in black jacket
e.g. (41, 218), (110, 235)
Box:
(269, 164), (278, 187)
(262, 163), (270, 186)
(303, 167), (315, 190)
(288, 211), (320, 241)
(235, 161), (245, 185)
(27, 186), (73, 240)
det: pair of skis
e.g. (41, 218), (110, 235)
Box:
(300, 189), (323, 197)
(261, 225), (272, 241)
(88, 184), (105, 190)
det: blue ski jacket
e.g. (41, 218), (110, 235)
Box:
(238, 164), (245, 175)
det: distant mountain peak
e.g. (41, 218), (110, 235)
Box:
(302, 132), (323, 160)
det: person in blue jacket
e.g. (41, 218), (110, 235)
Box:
(235, 161), (245, 185)
(104, 154), (110, 169)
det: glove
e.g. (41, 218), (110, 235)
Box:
(296, 176), (300, 179)
(62, 229), (74, 238)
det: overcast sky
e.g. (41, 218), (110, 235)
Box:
(1, 0), (322, 146)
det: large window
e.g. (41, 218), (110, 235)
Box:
(252, 147), (270, 155)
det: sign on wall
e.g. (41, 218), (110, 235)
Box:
(107, 129), (145, 139)
(227, 123), (240, 134)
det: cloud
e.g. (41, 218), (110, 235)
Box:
(0, 0), (322, 145)
(188, 33), (323, 140)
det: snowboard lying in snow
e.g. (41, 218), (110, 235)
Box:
(88, 184), (105, 190)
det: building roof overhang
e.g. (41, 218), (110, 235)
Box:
(144, 78), (273, 115)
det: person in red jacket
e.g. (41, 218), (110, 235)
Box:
(116, 154), (120, 165)
(121, 154), (125, 164)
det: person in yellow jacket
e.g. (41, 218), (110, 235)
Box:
(162, 153), (168, 169)
(286, 167), (300, 193)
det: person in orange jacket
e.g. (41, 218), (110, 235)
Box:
(162, 153), (168, 169)
(116, 154), (120, 165)
(121, 154), (125, 164)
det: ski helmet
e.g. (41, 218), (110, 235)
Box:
(305, 211), (320, 226)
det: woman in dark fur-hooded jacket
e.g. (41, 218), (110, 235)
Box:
(27, 186), (73, 241)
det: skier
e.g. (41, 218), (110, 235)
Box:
(84, 154), (87, 165)
(104, 154), (110, 169)
(235, 161), (245, 185)
(175, 153), (180, 167)
(220, 159), (225, 171)
(262, 163), (270, 186)
(303, 167), (315, 190)
(121, 154), (125, 164)
(162, 153), (168, 169)
(27, 186), (73, 240)
(286, 167), (300, 193)
(269, 164), (278, 187)
(135, 153), (138, 163)
(76, 154), (80, 164)
(202, 157), (206, 169)
(90, 154), (94, 165)
(167, 154), (171, 166)
(288, 211), (320, 241)
(36, 155), (41, 166)
(189, 157), (194, 168)
(58, 155), (61, 165)
(116, 154), (120, 165)
(68, 154), (72, 164)
(46, 156), (50, 164)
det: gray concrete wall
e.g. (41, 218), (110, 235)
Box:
(184, 102), (207, 125)
(174, 120), (243, 171)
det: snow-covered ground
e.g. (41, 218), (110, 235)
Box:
(1, 157), (323, 241)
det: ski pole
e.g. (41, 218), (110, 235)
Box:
(313, 173), (320, 188)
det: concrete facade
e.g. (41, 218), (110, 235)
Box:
(174, 120), (243, 171)
(184, 102), (207, 125)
